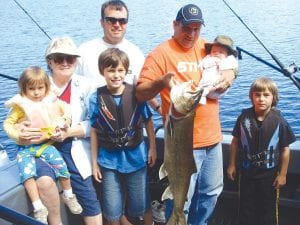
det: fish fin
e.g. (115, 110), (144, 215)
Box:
(159, 163), (168, 179)
(161, 186), (173, 201)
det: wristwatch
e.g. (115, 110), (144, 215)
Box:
(154, 105), (161, 111)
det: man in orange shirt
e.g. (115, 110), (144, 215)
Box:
(136, 4), (237, 225)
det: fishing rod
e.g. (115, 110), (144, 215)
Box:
(13, 0), (52, 40)
(0, 73), (18, 81)
(222, 0), (300, 90)
(0, 0), (53, 81)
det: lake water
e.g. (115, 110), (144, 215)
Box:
(1, 0), (299, 155)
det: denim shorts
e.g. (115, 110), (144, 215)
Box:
(36, 157), (56, 180)
(101, 166), (150, 221)
(36, 156), (101, 216)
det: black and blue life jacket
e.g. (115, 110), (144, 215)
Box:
(95, 84), (144, 150)
(239, 107), (281, 169)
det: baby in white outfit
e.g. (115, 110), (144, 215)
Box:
(199, 35), (238, 104)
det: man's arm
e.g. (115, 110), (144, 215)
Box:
(214, 69), (236, 93)
(136, 79), (165, 102)
(136, 72), (175, 102)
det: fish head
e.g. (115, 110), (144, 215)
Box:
(170, 80), (203, 115)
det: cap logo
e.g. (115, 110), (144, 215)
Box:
(189, 6), (199, 15)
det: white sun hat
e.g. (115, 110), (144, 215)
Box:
(45, 37), (80, 58)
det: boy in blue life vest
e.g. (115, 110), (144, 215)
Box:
(89, 48), (156, 225)
(227, 77), (296, 225)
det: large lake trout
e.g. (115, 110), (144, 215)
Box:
(163, 81), (202, 225)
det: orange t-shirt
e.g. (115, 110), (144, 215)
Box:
(138, 38), (222, 148)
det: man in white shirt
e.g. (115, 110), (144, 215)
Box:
(76, 0), (161, 115)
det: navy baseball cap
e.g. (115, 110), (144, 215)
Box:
(176, 4), (204, 25)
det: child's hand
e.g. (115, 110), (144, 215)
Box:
(55, 118), (70, 130)
(51, 128), (68, 142)
(273, 174), (286, 189)
(148, 147), (157, 167)
(92, 163), (102, 183)
(227, 164), (236, 181)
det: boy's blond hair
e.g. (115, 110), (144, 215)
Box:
(249, 76), (279, 107)
(18, 66), (50, 96)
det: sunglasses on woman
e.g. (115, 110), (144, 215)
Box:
(50, 54), (77, 64)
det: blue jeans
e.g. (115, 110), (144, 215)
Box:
(101, 166), (150, 222)
(165, 143), (223, 225)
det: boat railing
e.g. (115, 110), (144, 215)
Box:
(0, 205), (45, 225)
(0, 149), (82, 225)
(150, 126), (300, 209)
(0, 128), (299, 225)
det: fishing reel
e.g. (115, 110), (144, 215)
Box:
(283, 62), (299, 76)
(283, 62), (300, 90)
